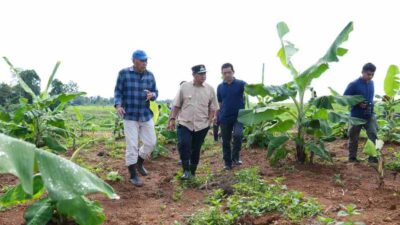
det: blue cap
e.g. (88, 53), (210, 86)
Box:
(132, 50), (148, 60)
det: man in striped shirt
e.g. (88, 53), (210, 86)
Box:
(114, 50), (158, 187)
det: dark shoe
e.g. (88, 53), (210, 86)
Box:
(232, 160), (243, 166)
(137, 157), (148, 176)
(128, 164), (143, 187)
(181, 170), (191, 180)
(181, 160), (191, 180)
(223, 164), (232, 170)
(348, 157), (360, 163)
(190, 164), (198, 177)
(368, 157), (378, 164)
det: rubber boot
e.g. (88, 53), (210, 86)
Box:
(137, 156), (148, 176)
(128, 164), (143, 187)
(190, 164), (198, 177)
(181, 160), (191, 180)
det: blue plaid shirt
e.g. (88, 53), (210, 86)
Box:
(114, 66), (158, 122)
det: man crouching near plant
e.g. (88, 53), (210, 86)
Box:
(114, 50), (158, 187)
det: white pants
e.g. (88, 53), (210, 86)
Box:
(124, 120), (157, 166)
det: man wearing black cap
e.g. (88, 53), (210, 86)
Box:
(167, 65), (219, 180)
(114, 49), (158, 187)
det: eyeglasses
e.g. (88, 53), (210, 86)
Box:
(139, 59), (148, 63)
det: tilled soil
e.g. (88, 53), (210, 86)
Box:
(1, 136), (400, 225)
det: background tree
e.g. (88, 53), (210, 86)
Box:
(64, 80), (79, 93)
(49, 78), (65, 96)
(0, 83), (14, 106)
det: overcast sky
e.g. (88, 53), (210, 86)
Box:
(1, 0), (399, 100)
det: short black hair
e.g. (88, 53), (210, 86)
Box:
(221, 63), (235, 73)
(362, 63), (376, 73)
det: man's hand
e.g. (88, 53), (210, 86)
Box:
(213, 116), (218, 125)
(116, 105), (125, 118)
(167, 119), (176, 131)
(359, 102), (367, 109)
(144, 90), (154, 101)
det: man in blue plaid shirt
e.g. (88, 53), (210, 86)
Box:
(114, 49), (158, 187)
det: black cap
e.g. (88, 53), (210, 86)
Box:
(192, 64), (207, 74)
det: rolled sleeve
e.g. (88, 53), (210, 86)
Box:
(210, 87), (219, 111)
(114, 72), (124, 107)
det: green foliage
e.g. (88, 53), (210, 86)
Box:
(24, 198), (53, 225)
(239, 22), (357, 163)
(333, 174), (345, 187)
(71, 107), (97, 137)
(174, 164), (214, 189)
(0, 175), (45, 208)
(385, 151), (400, 173)
(337, 204), (361, 217)
(152, 102), (177, 159)
(187, 168), (321, 224)
(376, 65), (400, 142)
(317, 203), (365, 225)
(0, 133), (119, 225)
(362, 139), (378, 157)
(384, 65), (400, 97)
(0, 58), (85, 152)
(243, 122), (271, 148)
(106, 171), (124, 182)
(111, 111), (124, 139)
(362, 139), (385, 187)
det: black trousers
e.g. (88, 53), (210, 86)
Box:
(213, 123), (220, 141)
(220, 121), (243, 166)
(177, 125), (209, 165)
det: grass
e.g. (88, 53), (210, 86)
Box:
(65, 105), (116, 132)
(187, 167), (321, 224)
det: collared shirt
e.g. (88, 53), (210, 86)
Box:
(173, 81), (219, 131)
(343, 77), (374, 119)
(114, 66), (158, 122)
(217, 79), (246, 124)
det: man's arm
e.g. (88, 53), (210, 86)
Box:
(114, 72), (125, 117)
(167, 106), (181, 130)
(167, 88), (183, 130)
(343, 82), (354, 96)
(209, 87), (220, 126)
(146, 73), (159, 101)
(214, 85), (222, 123)
(151, 75), (158, 100)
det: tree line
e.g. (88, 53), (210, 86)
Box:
(0, 69), (115, 109)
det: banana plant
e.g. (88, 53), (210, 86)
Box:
(151, 102), (177, 159)
(239, 22), (365, 164)
(0, 133), (119, 225)
(0, 57), (85, 153)
(363, 139), (385, 188)
(110, 111), (124, 140)
(375, 65), (400, 142)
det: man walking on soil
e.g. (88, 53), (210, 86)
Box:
(216, 63), (246, 170)
(114, 49), (158, 186)
(344, 62), (378, 163)
(167, 64), (219, 180)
